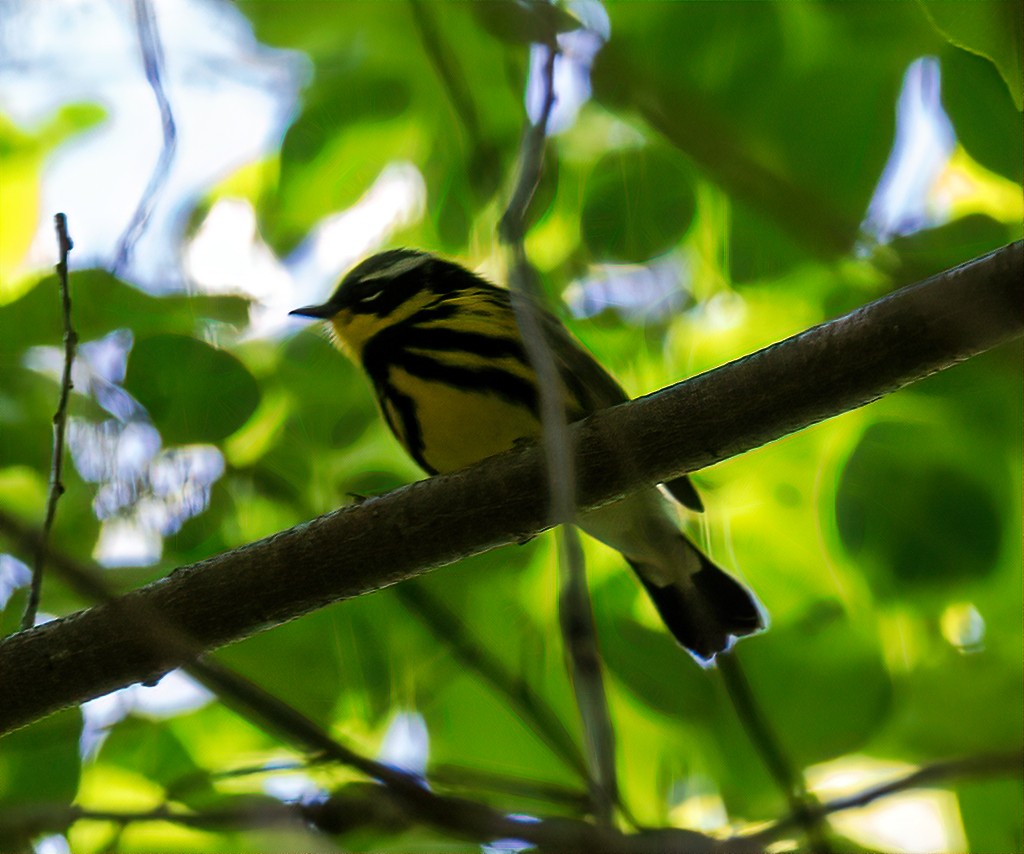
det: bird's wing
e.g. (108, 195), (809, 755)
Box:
(535, 308), (629, 411)
(536, 304), (705, 513)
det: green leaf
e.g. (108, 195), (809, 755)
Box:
(598, 573), (718, 720)
(98, 717), (212, 801)
(836, 422), (1003, 591)
(471, 0), (579, 46)
(0, 708), (81, 807)
(959, 776), (1024, 854)
(0, 104), (107, 302)
(124, 334), (260, 444)
(894, 649), (1023, 754)
(938, 47), (1023, 187)
(592, 2), (940, 258)
(736, 609), (892, 768)
(282, 72), (412, 167)
(0, 269), (249, 361)
(919, 0), (1023, 109)
(581, 146), (696, 262)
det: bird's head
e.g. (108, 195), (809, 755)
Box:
(290, 249), (444, 357)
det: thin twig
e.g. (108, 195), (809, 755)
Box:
(113, 0), (177, 276)
(556, 526), (620, 825)
(429, 763), (591, 810)
(499, 43), (558, 251)
(733, 749), (1024, 849)
(395, 582), (591, 782)
(206, 756), (591, 812)
(2, 750), (1018, 850)
(21, 214), (76, 631)
(499, 42), (620, 825)
(717, 653), (830, 852)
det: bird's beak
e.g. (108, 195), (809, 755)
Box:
(289, 302), (337, 319)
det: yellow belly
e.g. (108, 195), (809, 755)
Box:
(387, 366), (541, 474)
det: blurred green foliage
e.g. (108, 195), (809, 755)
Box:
(0, 1), (1021, 852)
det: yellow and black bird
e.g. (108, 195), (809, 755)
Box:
(291, 249), (763, 661)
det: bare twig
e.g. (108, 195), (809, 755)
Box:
(408, 8), (616, 812)
(20, 214), (76, 631)
(0, 240), (1019, 737)
(429, 764), (591, 810)
(113, 0), (177, 276)
(396, 582), (591, 782)
(717, 653), (830, 852)
(499, 42), (620, 824)
(2, 750), (1018, 851)
(499, 43), (559, 252)
(0, 792), (718, 854)
(205, 756), (592, 813)
(556, 526), (620, 825)
(733, 749), (1024, 849)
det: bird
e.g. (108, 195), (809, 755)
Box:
(290, 248), (764, 662)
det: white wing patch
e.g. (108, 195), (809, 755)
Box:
(360, 252), (431, 283)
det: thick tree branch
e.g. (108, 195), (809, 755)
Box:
(0, 240), (1020, 737)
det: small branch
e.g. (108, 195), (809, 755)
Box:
(499, 42), (619, 824)
(20, 213), (76, 631)
(113, 0), (177, 276)
(717, 653), (830, 852)
(822, 751), (1023, 815)
(208, 756), (591, 813)
(733, 749), (1024, 849)
(396, 582), (591, 782)
(0, 791), (718, 854)
(3, 752), (1017, 852)
(0, 241), (1019, 737)
(556, 527), (620, 825)
(429, 764), (591, 810)
(499, 42), (558, 250)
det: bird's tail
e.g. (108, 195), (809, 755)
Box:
(630, 545), (763, 663)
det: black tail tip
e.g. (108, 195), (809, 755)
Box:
(638, 562), (765, 664)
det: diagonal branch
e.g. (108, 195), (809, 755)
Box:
(734, 749), (1024, 849)
(396, 583), (591, 781)
(0, 240), (1020, 737)
(2, 750), (1018, 850)
(717, 653), (830, 851)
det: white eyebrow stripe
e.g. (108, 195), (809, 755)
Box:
(359, 253), (431, 283)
